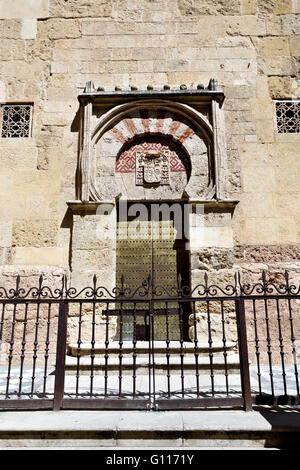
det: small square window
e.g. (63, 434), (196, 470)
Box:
(0, 104), (33, 138)
(275, 100), (300, 133)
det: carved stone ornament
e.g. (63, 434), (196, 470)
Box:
(135, 150), (170, 186)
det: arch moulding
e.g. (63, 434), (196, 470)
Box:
(73, 82), (234, 207)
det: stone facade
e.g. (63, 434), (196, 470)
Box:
(0, 1), (299, 349)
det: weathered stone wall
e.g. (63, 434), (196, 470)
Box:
(0, 0), (299, 279)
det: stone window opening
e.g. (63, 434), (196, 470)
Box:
(0, 103), (33, 138)
(275, 100), (300, 134)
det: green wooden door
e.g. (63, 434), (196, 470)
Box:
(115, 205), (189, 341)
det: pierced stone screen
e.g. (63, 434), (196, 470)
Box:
(1, 104), (33, 138)
(275, 100), (300, 134)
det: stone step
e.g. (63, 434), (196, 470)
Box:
(0, 410), (299, 449)
(65, 353), (241, 375)
(67, 340), (237, 358)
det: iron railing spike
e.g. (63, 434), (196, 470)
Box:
(16, 275), (20, 295)
(285, 270), (289, 287)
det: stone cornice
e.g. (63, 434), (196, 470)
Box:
(67, 199), (239, 213)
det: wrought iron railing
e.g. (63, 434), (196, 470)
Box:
(0, 271), (299, 411)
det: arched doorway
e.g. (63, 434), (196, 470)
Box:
(114, 134), (191, 341)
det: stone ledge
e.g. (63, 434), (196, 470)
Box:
(0, 410), (299, 448)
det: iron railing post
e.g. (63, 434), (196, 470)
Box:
(53, 301), (68, 411)
(236, 297), (252, 411)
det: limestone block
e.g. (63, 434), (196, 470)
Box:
(72, 249), (116, 271)
(174, 18), (224, 37)
(0, 222), (12, 248)
(26, 41), (55, 62)
(72, 219), (116, 250)
(141, 9), (177, 22)
(50, 61), (81, 74)
(225, 16), (266, 36)
(255, 119), (275, 143)
(189, 223), (233, 250)
(290, 36), (300, 56)
(40, 110), (72, 126)
(242, 164), (276, 192)
(14, 247), (66, 265)
(231, 121), (256, 135)
(268, 76), (298, 99)
(113, 8), (144, 22)
(217, 46), (256, 59)
(274, 166), (300, 192)
(46, 87), (78, 102)
(237, 217), (296, 245)
(257, 56), (297, 76)
(0, 264), (66, 282)
(5, 79), (41, 101)
(38, 19), (81, 40)
(12, 220), (59, 248)
(0, 0), (48, 19)
(271, 141), (300, 166)
(177, 0), (240, 15)
(281, 14), (300, 35)
(0, 60), (46, 79)
(136, 21), (174, 34)
(82, 20), (135, 36)
(264, 15), (282, 36)
(21, 19), (37, 39)
(191, 248), (234, 271)
(191, 267), (238, 290)
(49, 0), (112, 18)
(240, 0), (257, 14)
(0, 147), (37, 170)
(188, 312), (238, 343)
(224, 84), (255, 99)
(257, 0), (293, 15)
(238, 142), (269, 166)
(235, 192), (275, 219)
(0, 20), (22, 38)
(11, 169), (61, 196)
(53, 47), (112, 62)
(0, 40), (26, 61)
(67, 312), (117, 347)
(70, 269), (116, 294)
(153, 59), (189, 72)
(253, 37), (290, 57)
(250, 98), (274, 120)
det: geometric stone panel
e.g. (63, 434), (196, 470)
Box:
(116, 136), (190, 175)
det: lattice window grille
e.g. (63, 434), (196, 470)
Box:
(275, 100), (300, 134)
(0, 104), (33, 138)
